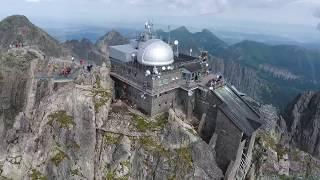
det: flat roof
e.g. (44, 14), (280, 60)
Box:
(174, 53), (198, 63)
(110, 44), (137, 53)
(183, 62), (202, 73)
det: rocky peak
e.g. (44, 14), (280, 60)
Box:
(0, 15), (62, 57)
(173, 26), (191, 34)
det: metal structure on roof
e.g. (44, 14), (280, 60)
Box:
(110, 20), (174, 66)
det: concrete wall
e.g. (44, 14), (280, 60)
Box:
(151, 89), (178, 116)
(194, 89), (209, 120)
(113, 79), (152, 114)
(215, 110), (243, 172)
(199, 91), (223, 142)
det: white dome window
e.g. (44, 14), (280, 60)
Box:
(138, 39), (174, 66)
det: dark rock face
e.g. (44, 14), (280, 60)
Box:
(210, 57), (265, 101)
(0, 15), (63, 57)
(283, 91), (320, 158)
(62, 38), (107, 65)
(95, 30), (129, 54)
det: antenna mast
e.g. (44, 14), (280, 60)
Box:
(168, 25), (171, 44)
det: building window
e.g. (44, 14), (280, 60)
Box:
(165, 101), (167, 104)
(159, 104), (161, 107)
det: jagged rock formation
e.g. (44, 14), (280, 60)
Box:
(247, 102), (320, 179)
(0, 46), (223, 179)
(62, 38), (108, 65)
(0, 15), (63, 57)
(95, 30), (129, 55)
(283, 91), (320, 158)
(157, 26), (228, 56)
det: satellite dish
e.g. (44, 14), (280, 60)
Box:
(132, 53), (136, 57)
(206, 63), (209, 67)
(145, 70), (151, 76)
(167, 66), (171, 70)
(172, 78), (175, 81)
(174, 40), (179, 45)
(162, 66), (166, 70)
(188, 90), (193, 97)
(158, 75), (161, 79)
(175, 77), (179, 80)
(153, 67), (159, 74)
(209, 87), (214, 90)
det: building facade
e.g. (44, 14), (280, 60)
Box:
(109, 22), (263, 179)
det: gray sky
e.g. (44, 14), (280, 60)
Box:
(1, 0), (320, 38)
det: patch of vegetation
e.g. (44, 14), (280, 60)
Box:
(258, 132), (277, 150)
(168, 175), (176, 180)
(176, 147), (193, 170)
(131, 113), (168, 132)
(121, 160), (130, 169)
(29, 169), (47, 180)
(154, 113), (169, 129)
(70, 168), (85, 178)
(104, 132), (122, 145)
(67, 140), (80, 150)
(257, 132), (288, 159)
(106, 168), (128, 180)
(47, 111), (75, 129)
(95, 75), (101, 88)
(131, 113), (150, 132)
(278, 174), (294, 180)
(50, 149), (68, 166)
(276, 144), (288, 159)
(1, 53), (30, 72)
(106, 169), (115, 180)
(139, 136), (169, 157)
(92, 88), (111, 113)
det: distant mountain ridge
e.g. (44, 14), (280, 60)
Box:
(62, 38), (108, 65)
(157, 26), (320, 107)
(157, 26), (228, 56)
(1, 15), (319, 108)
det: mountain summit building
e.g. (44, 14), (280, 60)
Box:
(109, 22), (211, 117)
(109, 22), (263, 179)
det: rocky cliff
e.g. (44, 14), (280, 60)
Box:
(0, 47), (223, 179)
(244, 104), (320, 179)
(283, 91), (320, 159)
(210, 57), (266, 101)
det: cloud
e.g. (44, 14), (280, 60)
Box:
(25, 0), (41, 2)
(111, 0), (308, 15)
(25, 0), (52, 2)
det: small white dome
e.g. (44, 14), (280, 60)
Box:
(138, 39), (174, 66)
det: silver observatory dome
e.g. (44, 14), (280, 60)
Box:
(137, 39), (174, 66)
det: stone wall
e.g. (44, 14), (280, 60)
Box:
(151, 89), (178, 116)
(215, 110), (243, 171)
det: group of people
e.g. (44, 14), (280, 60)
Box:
(9, 42), (24, 48)
(80, 59), (94, 72)
(209, 75), (224, 90)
